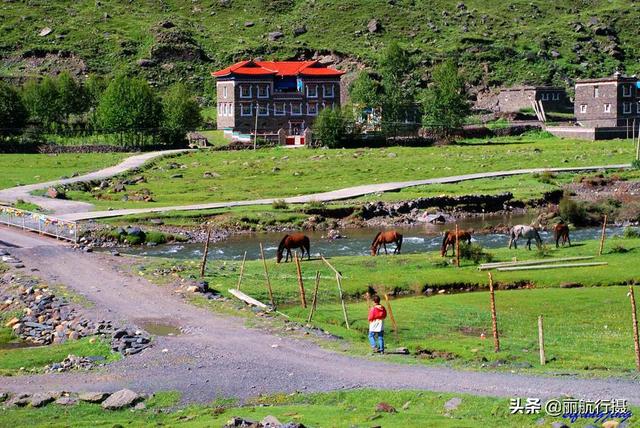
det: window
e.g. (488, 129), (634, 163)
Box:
(274, 103), (286, 116)
(306, 84), (318, 98)
(240, 103), (252, 117)
(257, 84), (269, 99)
(291, 102), (302, 116)
(541, 93), (549, 101)
(623, 102), (632, 114)
(240, 84), (252, 98)
(604, 103), (611, 113)
(257, 103), (269, 116)
(323, 84), (335, 98)
(594, 86), (599, 98)
(637, 101), (640, 114)
(223, 85), (228, 98)
(217, 103), (222, 116)
(580, 104), (587, 114)
(623, 85), (632, 97)
(307, 102), (318, 116)
(552, 92), (560, 101)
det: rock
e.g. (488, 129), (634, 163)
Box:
(47, 187), (65, 199)
(375, 402), (396, 413)
(551, 50), (560, 58)
(170, 173), (183, 179)
(444, 397), (462, 412)
(133, 402), (146, 410)
(30, 392), (55, 407)
(55, 396), (78, 406)
(113, 182), (126, 192)
(0, 392), (7, 402)
(601, 422), (619, 428)
(293, 25), (307, 36)
(402, 401), (411, 410)
(367, 19), (381, 33)
(101, 389), (141, 409)
(224, 417), (259, 427)
(137, 58), (155, 67)
(268, 31), (284, 41)
(244, 21), (254, 27)
(159, 20), (175, 29)
(391, 347), (409, 355)
(261, 415), (281, 427)
(387, 152), (397, 158)
(39, 27), (53, 37)
(4, 317), (19, 328)
(203, 171), (221, 178)
(79, 391), (109, 403)
(125, 227), (144, 236)
(5, 393), (30, 407)
(551, 423), (569, 428)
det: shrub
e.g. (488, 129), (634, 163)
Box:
(272, 199), (289, 210)
(145, 231), (167, 245)
(0, 82), (28, 138)
(459, 243), (493, 264)
(610, 243), (629, 254)
(124, 233), (145, 245)
(623, 227), (640, 239)
(632, 159), (640, 170)
(536, 244), (552, 258)
(535, 170), (556, 184)
(559, 196), (588, 226)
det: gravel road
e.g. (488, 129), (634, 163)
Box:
(1, 226), (639, 405)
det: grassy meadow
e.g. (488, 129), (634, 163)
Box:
(63, 135), (635, 209)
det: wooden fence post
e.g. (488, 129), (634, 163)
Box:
(488, 272), (500, 352)
(259, 243), (276, 308)
(335, 273), (350, 329)
(629, 285), (640, 371)
(455, 224), (461, 267)
(538, 315), (546, 365)
(294, 252), (307, 308)
(236, 251), (247, 290)
(200, 227), (212, 278)
(598, 214), (608, 256)
(384, 293), (398, 340)
(307, 271), (320, 323)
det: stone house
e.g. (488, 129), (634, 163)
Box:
(212, 60), (344, 138)
(497, 86), (569, 113)
(574, 72), (640, 127)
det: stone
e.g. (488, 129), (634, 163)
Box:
(5, 393), (30, 407)
(261, 415), (281, 427)
(39, 27), (53, 37)
(268, 31), (284, 41)
(551, 423), (569, 428)
(367, 19), (381, 33)
(601, 422), (619, 428)
(47, 187), (65, 199)
(244, 21), (254, 27)
(375, 402), (396, 413)
(224, 417), (259, 427)
(133, 402), (146, 410)
(402, 401), (411, 410)
(30, 392), (55, 407)
(293, 25), (307, 36)
(55, 396), (78, 406)
(444, 397), (462, 412)
(4, 317), (19, 328)
(101, 389), (141, 409)
(391, 347), (409, 355)
(137, 58), (155, 67)
(170, 173), (183, 179)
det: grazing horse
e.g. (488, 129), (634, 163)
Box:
(276, 233), (310, 263)
(371, 231), (403, 256)
(508, 225), (542, 250)
(553, 222), (571, 248)
(440, 229), (472, 257)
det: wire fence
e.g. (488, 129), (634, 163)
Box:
(0, 206), (78, 243)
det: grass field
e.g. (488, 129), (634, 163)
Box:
(0, 153), (129, 190)
(64, 135), (636, 209)
(1, 389), (632, 428)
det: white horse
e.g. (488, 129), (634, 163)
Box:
(508, 225), (542, 250)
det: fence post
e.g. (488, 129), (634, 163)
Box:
(538, 315), (546, 365)
(321, 256), (349, 329)
(307, 271), (320, 323)
(598, 214), (607, 256)
(383, 293), (398, 340)
(629, 285), (640, 371)
(200, 227), (212, 278)
(488, 272), (500, 352)
(455, 224), (461, 267)
(236, 251), (247, 290)
(259, 242), (276, 309)
(294, 252), (307, 308)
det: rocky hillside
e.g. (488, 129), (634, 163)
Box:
(1, 0), (638, 100)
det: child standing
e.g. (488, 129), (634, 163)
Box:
(368, 295), (387, 354)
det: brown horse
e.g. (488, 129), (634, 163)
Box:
(276, 233), (310, 263)
(371, 231), (403, 256)
(441, 229), (472, 257)
(553, 222), (571, 248)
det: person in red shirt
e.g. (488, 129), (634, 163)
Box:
(368, 295), (387, 353)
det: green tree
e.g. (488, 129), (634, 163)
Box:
(21, 76), (63, 129)
(0, 82), (28, 138)
(421, 59), (470, 138)
(161, 83), (202, 144)
(349, 72), (381, 107)
(85, 74), (108, 108)
(378, 42), (417, 137)
(96, 75), (163, 145)
(314, 106), (353, 148)
(57, 71), (87, 119)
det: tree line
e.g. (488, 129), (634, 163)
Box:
(314, 42), (469, 148)
(0, 73), (202, 147)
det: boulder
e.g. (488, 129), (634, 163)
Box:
(5, 393), (30, 407)
(367, 19), (381, 33)
(4, 317), (20, 328)
(444, 397), (462, 412)
(55, 396), (78, 406)
(244, 21), (254, 27)
(101, 389), (141, 409)
(293, 25), (307, 36)
(262, 415), (281, 427)
(47, 187), (65, 199)
(30, 392), (55, 407)
(268, 31), (284, 41)
(224, 417), (259, 427)
(39, 27), (53, 37)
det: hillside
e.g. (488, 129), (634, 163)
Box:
(1, 0), (639, 101)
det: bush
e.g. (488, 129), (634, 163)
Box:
(535, 170), (556, 184)
(124, 233), (145, 245)
(272, 199), (289, 210)
(161, 83), (202, 145)
(558, 196), (588, 226)
(145, 231), (167, 245)
(459, 243), (493, 264)
(313, 107), (353, 148)
(536, 244), (552, 258)
(632, 159), (640, 170)
(0, 82), (28, 138)
(610, 243), (629, 254)
(623, 227), (640, 239)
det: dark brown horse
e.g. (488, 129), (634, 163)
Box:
(441, 229), (472, 257)
(553, 222), (571, 248)
(276, 233), (310, 263)
(371, 230), (403, 256)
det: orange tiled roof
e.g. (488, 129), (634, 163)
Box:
(212, 60), (344, 77)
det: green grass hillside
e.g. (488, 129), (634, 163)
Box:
(1, 0), (638, 93)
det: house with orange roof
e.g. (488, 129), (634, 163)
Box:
(212, 60), (344, 143)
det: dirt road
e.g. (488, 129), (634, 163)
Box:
(1, 226), (639, 404)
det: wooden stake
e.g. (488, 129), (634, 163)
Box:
(259, 243), (275, 308)
(488, 272), (500, 352)
(629, 285), (640, 371)
(236, 251), (247, 290)
(598, 214), (608, 256)
(294, 252), (307, 308)
(538, 315), (546, 365)
(455, 224), (461, 267)
(199, 227), (212, 278)
(320, 256), (349, 329)
(384, 293), (398, 340)
(496, 262), (607, 272)
(307, 271), (320, 323)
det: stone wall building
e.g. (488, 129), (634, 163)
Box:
(497, 86), (570, 113)
(574, 72), (640, 127)
(212, 60), (344, 139)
